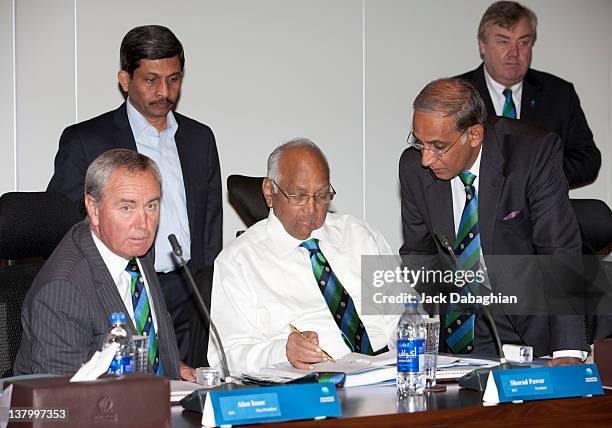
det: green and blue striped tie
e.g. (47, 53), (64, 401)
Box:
(301, 238), (373, 355)
(502, 88), (517, 119)
(126, 258), (162, 375)
(445, 171), (479, 354)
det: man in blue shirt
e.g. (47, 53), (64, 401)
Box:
(47, 25), (222, 360)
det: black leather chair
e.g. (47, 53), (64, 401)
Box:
(0, 191), (81, 377)
(227, 175), (269, 231)
(570, 199), (612, 254)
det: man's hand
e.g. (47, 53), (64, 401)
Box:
(180, 361), (196, 382)
(545, 357), (583, 367)
(286, 331), (326, 370)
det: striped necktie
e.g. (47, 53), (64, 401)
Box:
(126, 258), (163, 375)
(445, 171), (480, 354)
(502, 88), (517, 119)
(300, 238), (374, 355)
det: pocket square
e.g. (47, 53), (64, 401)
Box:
(502, 210), (521, 221)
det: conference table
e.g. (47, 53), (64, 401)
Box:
(171, 381), (612, 427)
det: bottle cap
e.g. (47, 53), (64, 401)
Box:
(110, 312), (127, 324)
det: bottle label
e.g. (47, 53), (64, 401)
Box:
(108, 355), (134, 374)
(397, 338), (424, 373)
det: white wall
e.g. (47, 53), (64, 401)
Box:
(2, 0), (610, 253)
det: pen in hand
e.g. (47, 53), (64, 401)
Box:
(288, 323), (335, 363)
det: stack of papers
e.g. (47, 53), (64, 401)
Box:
(248, 352), (497, 387)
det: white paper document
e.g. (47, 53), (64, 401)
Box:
(253, 351), (497, 387)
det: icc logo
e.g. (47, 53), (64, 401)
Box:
(98, 396), (114, 414)
(585, 367), (593, 377)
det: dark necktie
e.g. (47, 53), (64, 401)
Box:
(300, 238), (374, 355)
(126, 258), (162, 375)
(445, 171), (480, 354)
(502, 88), (517, 119)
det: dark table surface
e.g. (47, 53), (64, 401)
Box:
(171, 381), (612, 427)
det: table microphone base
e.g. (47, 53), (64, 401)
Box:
(458, 363), (515, 392)
(181, 382), (248, 413)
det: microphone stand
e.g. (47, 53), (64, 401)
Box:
(434, 232), (514, 392)
(168, 235), (244, 413)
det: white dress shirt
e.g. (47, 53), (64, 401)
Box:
(208, 210), (400, 373)
(91, 230), (159, 332)
(450, 148), (585, 360)
(483, 67), (523, 118)
(126, 99), (191, 272)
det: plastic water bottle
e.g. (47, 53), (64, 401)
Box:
(397, 301), (425, 395)
(104, 312), (134, 374)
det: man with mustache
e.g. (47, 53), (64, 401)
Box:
(47, 25), (222, 361)
(15, 149), (193, 379)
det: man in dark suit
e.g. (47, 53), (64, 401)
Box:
(15, 149), (194, 379)
(456, 1), (600, 188)
(399, 78), (588, 365)
(47, 25), (222, 359)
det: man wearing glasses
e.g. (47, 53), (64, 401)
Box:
(399, 78), (588, 366)
(208, 138), (400, 373)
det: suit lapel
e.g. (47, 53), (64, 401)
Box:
(520, 70), (542, 123)
(425, 177), (455, 251)
(173, 116), (196, 244)
(478, 124), (505, 255)
(113, 103), (139, 151)
(472, 64), (497, 117)
(78, 221), (137, 336)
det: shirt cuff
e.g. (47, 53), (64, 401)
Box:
(552, 350), (587, 361)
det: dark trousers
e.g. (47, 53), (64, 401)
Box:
(157, 267), (194, 361)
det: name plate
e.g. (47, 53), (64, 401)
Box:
(202, 382), (341, 426)
(483, 364), (603, 404)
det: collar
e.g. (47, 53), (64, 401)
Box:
(126, 98), (177, 138)
(264, 208), (343, 257)
(465, 144), (483, 177)
(90, 229), (130, 286)
(483, 66), (523, 97)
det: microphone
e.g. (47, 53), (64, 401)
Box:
(434, 232), (513, 392)
(167, 234), (233, 383)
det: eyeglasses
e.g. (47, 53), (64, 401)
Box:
(407, 128), (469, 157)
(272, 180), (336, 206)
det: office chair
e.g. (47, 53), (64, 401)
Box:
(227, 175), (269, 229)
(0, 191), (81, 377)
(570, 199), (612, 254)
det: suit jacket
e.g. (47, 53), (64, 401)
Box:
(47, 102), (222, 270)
(456, 64), (601, 188)
(399, 117), (589, 356)
(14, 220), (181, 378)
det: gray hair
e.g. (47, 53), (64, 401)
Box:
(85, 149), (162, 203)
(266, 138), (330, 190)
(478, 1), (538, 44)
(413, 78), (487, 131)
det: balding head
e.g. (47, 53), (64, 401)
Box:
(263, 138), (333, 240)
(413, 78), (487, 133)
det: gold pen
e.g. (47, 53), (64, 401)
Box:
(288, 323), (335, 363)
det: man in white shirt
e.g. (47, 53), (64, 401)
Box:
(15, 149), (195, 380)
(208, 139), (400, 373)
(399, 78), (588, 365)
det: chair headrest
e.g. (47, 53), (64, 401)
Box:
(227, 175), (270, 226)
(0, 191), (81, 260)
